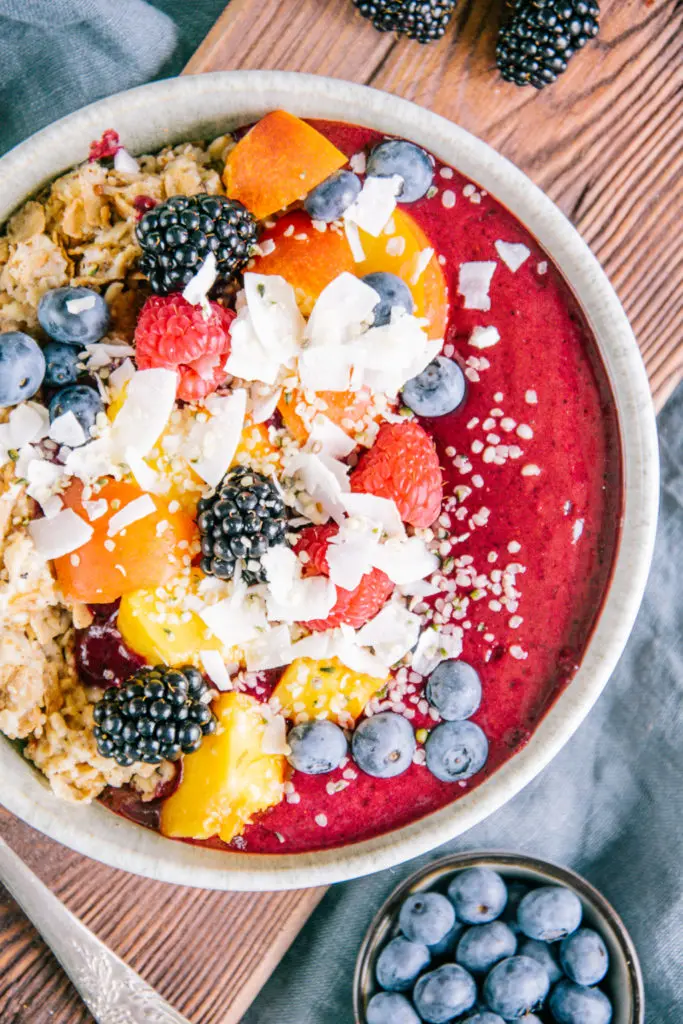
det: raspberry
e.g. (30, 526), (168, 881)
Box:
(89, 129), (121, 162)
(295, 524), (394, 631)
(350, 421), (443, 528)
(134, 294), (234, 402)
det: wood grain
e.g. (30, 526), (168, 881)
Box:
(2, 3), (681, 1023)
(0, 809), (324, 1024)
(187, 0), (683, 409)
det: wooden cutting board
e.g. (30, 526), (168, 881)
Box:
(1, 2), (681, 1022)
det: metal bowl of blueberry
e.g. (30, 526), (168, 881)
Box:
(354, 851), (644, 1024)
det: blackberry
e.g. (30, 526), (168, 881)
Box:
(497, 0), (600, 89)
(136, 193), (259, 295)
(92, 665), (217, 767)
(197, 466), (288, 585)
(352, 0), (456, 43)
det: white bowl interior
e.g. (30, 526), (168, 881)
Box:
(0, 72), (659, 890)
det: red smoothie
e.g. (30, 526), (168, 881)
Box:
(101, 121), (621, 854)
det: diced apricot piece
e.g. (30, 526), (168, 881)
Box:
(250, 212), (355, 316)
(160, 692), (285, 844)
(224, 111), (347, 220)
(272, 657), (387, 726)
(357, 208), (448, 340)
(54, 479), (197, 605)
(117, 569), (241, 667)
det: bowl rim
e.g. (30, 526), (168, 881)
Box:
(352, 849), (645, 1024)
(0, 70), (659, 891)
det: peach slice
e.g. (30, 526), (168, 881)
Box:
(356, 207), (448, 340)
(160, 692), (285, 844)
(224, 111), (347, 220)
(250, 211), (355, 316)
(54, 479), (197, 605)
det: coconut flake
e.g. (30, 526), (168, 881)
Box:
(411, 626), (463, 676)
(49, 412), (86, 448)
(200, 590), (267, 649)
(342, 493), (405, 538)
(191, 388), (247, 488)
(344, 175), (402, 236)
(260, 711), (291, 755)
(124, 447), (167, 494)
(285, 451), (350, 524)
(108, 357), (136, 394)
(83, 498), (108, 522)
(372, 536), (439, 585)
(469, 325), (501, 350)
(326, 516), (382, 591)
(244, 273), (305, 364)
(8, 403), (50, 447)
(245, 625), (295, 672)
(494, 241), (530, 272)
(182, 251), (217, 307)
(84, 343), (135, 371)
(107, 494), (156, 536)
(200, 650), (233, 691)
(248, 385), (282, 425)
(344, 219), (366, 262)
(458, 261), (497, 311)
(356, 603), (422, 665)
(305, 273), (378, 350)
(28, 508), (93, 560)
(111, 368), (177, 458)
(26, 458), (65, 513)
(410, 247), (435, 286)
(113, 147), (140, 174)
(262, 546), (337, 623)
(225, 306), (282, 385)
(306, 416), (356, 460)
(66, 294), (97, 314)
(335, 625), (391, 677)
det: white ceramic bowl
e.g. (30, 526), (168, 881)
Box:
(0, 72), (658, 891)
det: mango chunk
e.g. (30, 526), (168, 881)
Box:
(160, 692), (285, 844)
(54, 479), (197, 605)
(224, 111), (347, 220)
(272, 657), (387, 726)
(117, 568), (239, 667)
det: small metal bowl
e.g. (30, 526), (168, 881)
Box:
(354, 851), (644, 1024)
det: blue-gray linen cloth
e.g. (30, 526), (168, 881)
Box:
(0, 2), (680, 1020)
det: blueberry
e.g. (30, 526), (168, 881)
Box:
(48, 384), (104, 441)
(460, 1013), (506, 1024)
(0, 332), (46, 407)
(286, 719), (347, 774)
(483, 955), (550, 1019)
(352, 712), (415, 778)
(456, 921), (517, 974)
(517, 886), (583, 942)
(362, 271), (414, 327)
(549, 979), (613, 1024)
(367, 992), (421, 1024)
(413, 963), (477, 1023)
(425, 720), (488, 782)
(367, 140), (434, 203)
(304, 169), (362, 222)
(375, 936), (430, 991)
(38, 286), (109, 345)
(447, 868), (508, 924)
(402, 357), (467, 418)
(399, 892), (456, 946)
(559, 928), (609, 987)
(427, 916), (466, 955)
(518, 937), (563, 985)
(43, 341), (81, 388)
(425, 659), (482, 720)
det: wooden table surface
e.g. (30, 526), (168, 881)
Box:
(1, 2), (681, 1022)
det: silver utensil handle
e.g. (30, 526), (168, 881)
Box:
(0, 835), (190, 1024)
